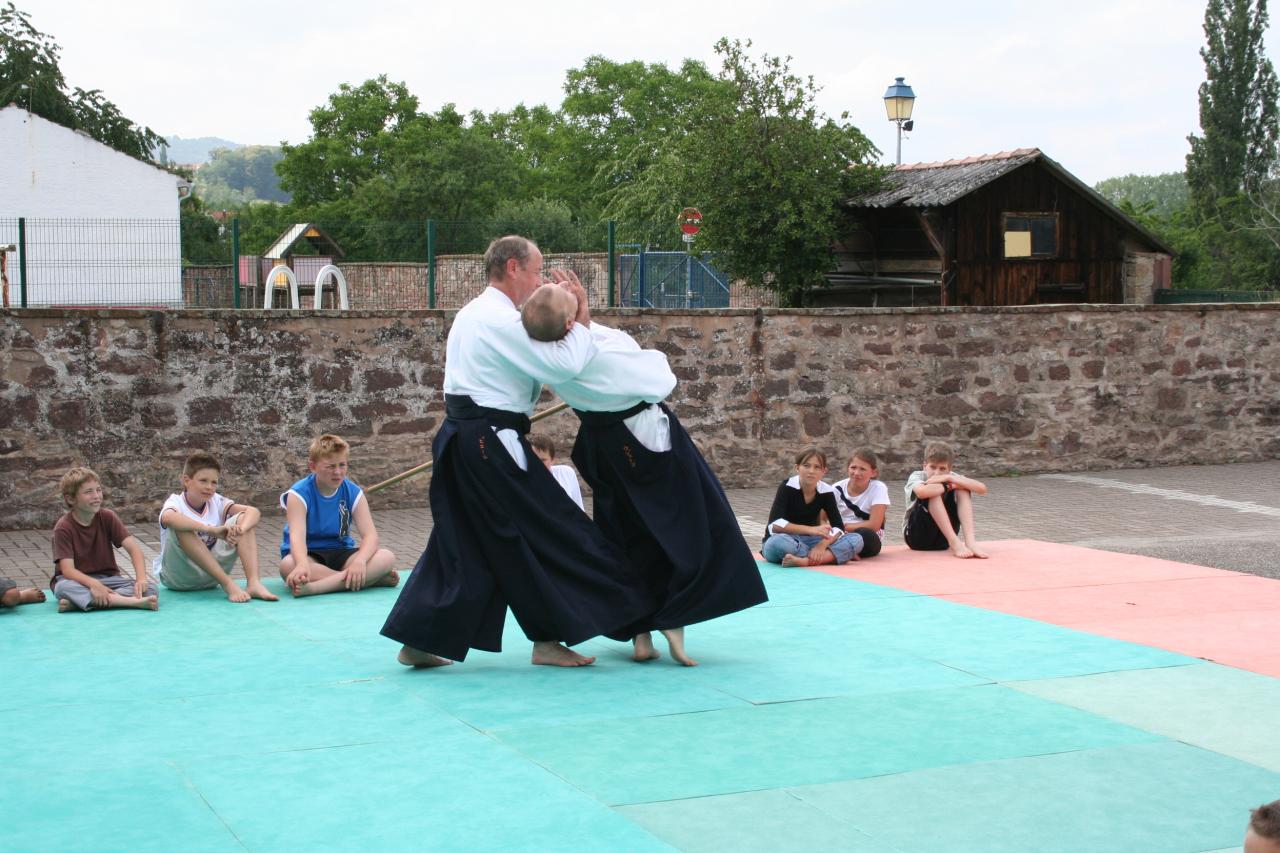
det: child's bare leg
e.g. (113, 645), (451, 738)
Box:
(782, 550), (835, 568)
(107, 592), (158, 611)
(632, 631), (660, 661)
(175, 529), (250, 602)
(927, 496), (971, 559)
(288, 564), (343, 596)
(953, 491), (987, 558)
(397, 645), (453, 668)
(363, 549), (398, 587)
(660, 627), (698, 666)
(531, 641), (595, 667)
(235, 528), (278, 601)
(1, 587), (23, 607)
(278, 554), (296, 582)
(17, 588), (46, 605)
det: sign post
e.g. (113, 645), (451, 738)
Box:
(678, 208), (702, 306)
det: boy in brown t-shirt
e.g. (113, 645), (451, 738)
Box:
(51, 467), (157, 612)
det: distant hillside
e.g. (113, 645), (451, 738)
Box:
(194, 145), (291, 207)
(156, 135), (244, 165)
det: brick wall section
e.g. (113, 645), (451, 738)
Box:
(181, 253), (775, 310)
(2, 303), (1278, 530)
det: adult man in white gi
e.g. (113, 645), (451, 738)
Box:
(381, 236), (653, 668)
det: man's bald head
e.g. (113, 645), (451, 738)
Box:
(521, 284), (576, 342)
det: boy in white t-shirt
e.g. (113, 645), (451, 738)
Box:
(830, 448), (891, 559)
(528, 434), (585, 511)
(155, 451), (277, 603)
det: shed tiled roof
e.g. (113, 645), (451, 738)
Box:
(845, 148), (1173, 254)
(849, 148), (1040, 207)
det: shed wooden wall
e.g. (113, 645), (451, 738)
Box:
(952, 161), (1127, 305)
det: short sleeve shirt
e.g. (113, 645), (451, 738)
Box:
(51, 509), (129, 585)
(279, 474), (364, 556)
(905, 470), (963, 514)
(154, 492), (235, 572)
(830, 478), (891, 538)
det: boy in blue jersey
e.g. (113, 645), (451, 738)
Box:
(278, 434), (398, 597)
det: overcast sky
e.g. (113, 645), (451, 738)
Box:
(17, 0), (1279, 184)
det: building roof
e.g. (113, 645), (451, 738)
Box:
(845, 148), (1174, 254)
(263, 223), (344, 260)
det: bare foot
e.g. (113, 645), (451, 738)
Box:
(951, 544), (974, 559)
(247, 583), (279, 602)
(375, 570), (400, 588)
(781, 553), (810, 567)
(18, 588), (46, 605)
(632, 632), (660, 662)
(660, 627), (698, 666)
(531, 641), (595, 667)
(968, 545), (989, 559)
(58, 599), (72, 613)
(223, 584), (251, 603)
(145, 596), (159, 611)
(397, 645), (453, 668)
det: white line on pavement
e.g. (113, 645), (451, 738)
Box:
(1038, 474), (1280, 518)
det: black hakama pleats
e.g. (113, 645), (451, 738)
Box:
(570, 402), (768, 641)
(381, 397), (655, 661)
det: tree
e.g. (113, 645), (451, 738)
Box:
(560, 56), (729, 221)
(0, 2), (162, 161)
(608, 39), (883, 307)
(1094, 172), (1190, 219)
(195, 145), (290, 207)
(1186, 0), (1280, 211)
(277, 75), (419, 207)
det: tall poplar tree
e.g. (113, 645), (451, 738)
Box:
(1186, 0), (1280, 213)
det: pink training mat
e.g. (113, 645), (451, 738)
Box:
(806, 539), (1280, 678)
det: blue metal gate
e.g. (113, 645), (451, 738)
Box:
(617, 248), (731, 308)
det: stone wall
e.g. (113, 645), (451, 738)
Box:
(2, 303), (1278, 530)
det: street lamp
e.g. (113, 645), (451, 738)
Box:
(883, 77), (916, 165)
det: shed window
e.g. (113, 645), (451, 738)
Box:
(1003, 213), (1058, 258)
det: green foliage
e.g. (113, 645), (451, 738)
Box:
(178, 196), (230, 265)
(268, 45), (880, 288)
(487, 196), (593, 252)
(561, 56), (728, 221)
(0, 2), (162, 161)
(605, 39), (883, 307)
(1094, 172), (1190, 219)
(195, 146), (289, 208)
(1186, 0), (1279, 210)
(277, 75), (420, 208)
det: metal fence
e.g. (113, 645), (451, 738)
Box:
(0, 217), (776, 310)
(1154, 288), (1280, 304)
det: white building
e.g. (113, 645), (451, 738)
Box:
(0, 105), (188, 307)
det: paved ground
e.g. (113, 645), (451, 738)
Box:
(4, 459), (1278, 585)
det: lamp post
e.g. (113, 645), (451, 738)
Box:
(883, 76), (916, 165)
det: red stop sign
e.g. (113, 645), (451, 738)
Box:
(679, 207), (702, 235)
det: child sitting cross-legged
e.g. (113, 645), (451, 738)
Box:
(761, 447), (861, 567)
(279, 434), (398, 597)
(51, 466), (157, 612)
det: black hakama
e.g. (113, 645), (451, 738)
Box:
(381, 396), (656, 661)
(570, 402), (768, 641)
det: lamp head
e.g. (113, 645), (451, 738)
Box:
(883, 76), (916, 121)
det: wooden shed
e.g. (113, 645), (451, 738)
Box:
(819, 148), (1173, 307)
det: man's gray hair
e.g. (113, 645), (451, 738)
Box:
(484, 235), (536, 282)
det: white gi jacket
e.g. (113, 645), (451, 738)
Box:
(443, 287), (597, 469)
(550, 323), (678, 452)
